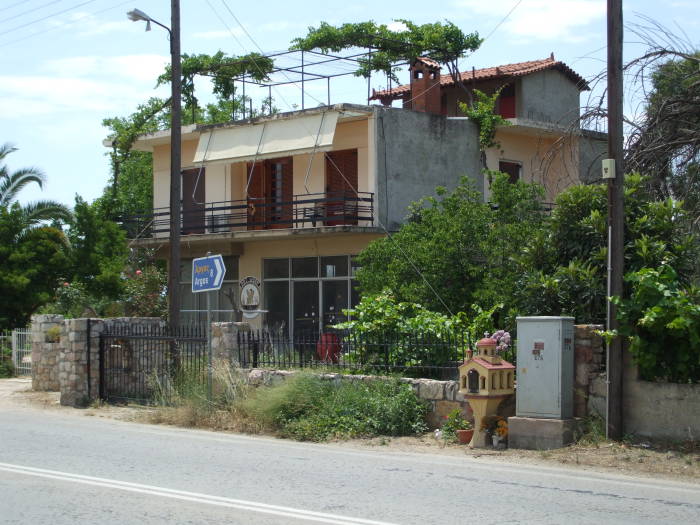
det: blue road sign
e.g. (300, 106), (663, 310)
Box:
(191, 254), (226, 293)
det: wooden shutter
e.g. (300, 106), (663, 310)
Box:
(325, 149), (358, 225)
(182, 168), (205, 234)
(265, 157), (293, 229)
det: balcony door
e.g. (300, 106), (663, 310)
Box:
(325, 149), (358, 226)
(246, 157), (293, 230)
(182, 168), (205, 234)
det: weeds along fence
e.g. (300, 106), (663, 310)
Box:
(98, 323), (513, 404)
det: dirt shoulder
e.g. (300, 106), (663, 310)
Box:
(3, 379), (698, 483)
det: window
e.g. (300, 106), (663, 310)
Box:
(499, 161), (522, 184)
(498, 83), (516, 119)
(263, 256), (360, 336)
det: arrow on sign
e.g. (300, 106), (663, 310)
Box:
(213, 257), (224, 288)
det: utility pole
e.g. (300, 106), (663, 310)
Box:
(168, 0), (182, 332)
(606, 0), (625, 440)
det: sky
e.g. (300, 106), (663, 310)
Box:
(1, 0), (698, 208)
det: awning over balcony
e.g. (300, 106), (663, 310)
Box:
(193, 111), (340, 165)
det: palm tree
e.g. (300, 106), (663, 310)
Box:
(0, 143), (72, 236)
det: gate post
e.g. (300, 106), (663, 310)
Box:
(59, 318), (104, 407)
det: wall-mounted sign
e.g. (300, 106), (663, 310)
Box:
(532, 340), (545, 361)
(239, 276), (261, 319)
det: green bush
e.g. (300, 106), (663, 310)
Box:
(613, 266), (700, 383)
(241, 374), (428, 441)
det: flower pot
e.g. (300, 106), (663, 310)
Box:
(456, 429), (474, 444)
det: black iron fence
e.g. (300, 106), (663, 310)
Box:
(235, 329), (470, 380)
(98, 323), (516, 403)
(121, 192), (374, 238)
(99, 322), (207, 403)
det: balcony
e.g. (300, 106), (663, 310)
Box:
(123, 192), (374, 239)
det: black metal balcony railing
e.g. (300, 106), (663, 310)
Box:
(122, 192), (374, 238)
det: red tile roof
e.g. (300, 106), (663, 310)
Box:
(471, 357), (516, 370)
(370, 56), (589, 101)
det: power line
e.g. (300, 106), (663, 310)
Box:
(218, 0), (326, 107)
(0, 0), (61, 26)
(0, 0), (130, 48)
(481, 0), (522, 43)
(0, 1), (31, 14)
(0, 0), (97, 36)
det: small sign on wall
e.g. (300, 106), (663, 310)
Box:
(239, 276), (261, 319)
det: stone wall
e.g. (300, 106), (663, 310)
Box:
(242, 368), (514, 429)
(573, 324), (605, 417)
(30, 314), (63, 391)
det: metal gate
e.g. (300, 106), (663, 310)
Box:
(99, 323), (207, 403)
(1, 329), (31, 376)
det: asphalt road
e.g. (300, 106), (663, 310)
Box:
(1, 403), (699, 524)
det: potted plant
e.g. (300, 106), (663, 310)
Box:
(441, 408), (474, 444)
(481, 415), (508, 449)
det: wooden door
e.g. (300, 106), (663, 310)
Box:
(182, 168), (205, 234)
(325, 149), (358, 226)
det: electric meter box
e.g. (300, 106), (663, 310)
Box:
(515, 316), (575, 419)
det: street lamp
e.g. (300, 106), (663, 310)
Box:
(127, 3), (182, 331)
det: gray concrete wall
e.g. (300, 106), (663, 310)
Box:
(373, 107), (481, 231)
(578, 132), (608, 184)
(622, 351), (700, 441)
(520, 70), (581, 126)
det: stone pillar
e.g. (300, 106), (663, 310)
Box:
(211, 322), (250, 366)
(30, 314), (64, 391)
(573, 324), (605, 417)
(87, 319), (105, 401)
(59, 318), (87, 407)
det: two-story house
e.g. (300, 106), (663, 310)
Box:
(124, 55), (604, 335)
(127, 103), (480, 334)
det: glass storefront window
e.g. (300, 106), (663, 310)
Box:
(264, 258), (289, 279)
(351, 257), (361, 277)
(321, 256), (348, 278)
(265, 281), (289, 332)
(291, 257), (318, 278)
(322, 280), (349, 328)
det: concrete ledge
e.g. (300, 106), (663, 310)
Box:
(508, 416), (580, 450)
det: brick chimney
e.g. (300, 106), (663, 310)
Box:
(409, 57), (441, 115)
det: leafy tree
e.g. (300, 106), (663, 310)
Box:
(0, 206), (68, 328)
(66, 196), (128, 300)
(515, 174), (697, 324)
(626, 51), (699, 204)
(356, 173), (547, 327)
(0, 144), (72, 327)
(0, 143), (71, 236)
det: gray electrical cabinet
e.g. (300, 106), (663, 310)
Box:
(515, 316), (574, 419)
